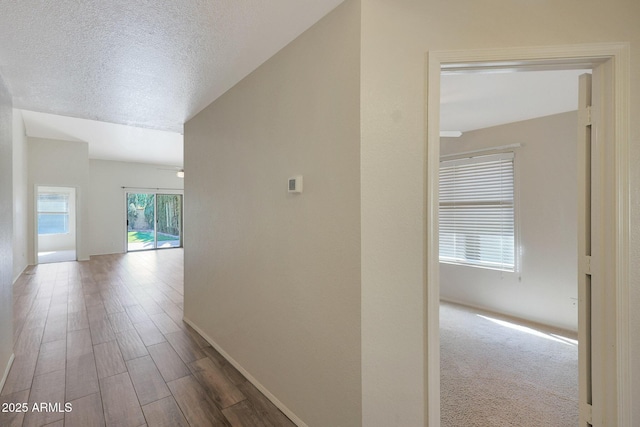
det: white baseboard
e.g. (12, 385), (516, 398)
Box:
(0, 353), (15, 394)
(12, 263), (27, 285)
(440, 297), (578, 336)
(183, 316), (307, 427)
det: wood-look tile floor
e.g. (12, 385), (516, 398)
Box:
(1, 249), (296, 427)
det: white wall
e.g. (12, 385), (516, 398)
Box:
(12, 110), (28, 281)
(25, 143), (184, 261)
(360, 0), (640, 424)
(440, 112), (578, 331)
(184, 1), (361, 426)
(27, 138), (90, 262)
(89, 159), (184, 256)
(0, 74), (14, 391)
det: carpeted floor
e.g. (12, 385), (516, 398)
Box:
(440, 302), (578, 427)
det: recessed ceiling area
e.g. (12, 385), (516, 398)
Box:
(440, 69), (589, 134)
(20, 110), (184, 166)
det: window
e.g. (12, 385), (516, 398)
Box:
(37, 193), (70, 235)
(439, 152), (515, 271)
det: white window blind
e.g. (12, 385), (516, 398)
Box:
(37, 193), (70, 235)
(439, 152), (515, 271)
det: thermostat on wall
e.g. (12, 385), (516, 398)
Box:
(288, 176), (303, 193)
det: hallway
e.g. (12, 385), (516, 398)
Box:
(0, 250), (295, 427)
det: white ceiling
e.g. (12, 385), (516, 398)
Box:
(1, 2), (588, 165)
(0, 0), (344, 166)
(20, 110), (184, 166)
(441, 69), (588, 134)
(0, 0), (344, 133)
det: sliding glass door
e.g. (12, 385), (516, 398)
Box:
(127, 192), (182, 252)
(156, 194), (182, 248)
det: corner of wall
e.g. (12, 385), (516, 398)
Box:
(12, 108), (28, 280)
(0, 72), (14, 395)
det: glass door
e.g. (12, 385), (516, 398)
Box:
(127, 193), (156, 251)
(156, 194), (182, 248)
(127, 192), (182, 252)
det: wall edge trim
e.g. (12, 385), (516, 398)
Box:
(182, 316), (308, 427)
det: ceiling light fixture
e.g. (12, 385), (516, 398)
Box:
(176, 170), (184, 178)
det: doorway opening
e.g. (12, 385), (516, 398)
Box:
(37, 186), (77, 263)
(126, 191), (183, 252)
(438, 68), (585, 426)
(426, 44), (630, 427)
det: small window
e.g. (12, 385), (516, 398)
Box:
(439, 152), (515, 271)
(38, 193), (70, 235)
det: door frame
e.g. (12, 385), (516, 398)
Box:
(124, 188), (184, 252)
(426, 43), (630, 426)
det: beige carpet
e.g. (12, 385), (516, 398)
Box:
(440, 302), (578, 427)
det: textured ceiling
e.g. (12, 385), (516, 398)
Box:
(0, 0), (344, 134)
(1, 1), (586, 164)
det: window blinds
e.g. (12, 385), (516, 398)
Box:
(439, 152), (515, 271)
(38, 193), (69, 213)
(37, 193), (70, 235)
